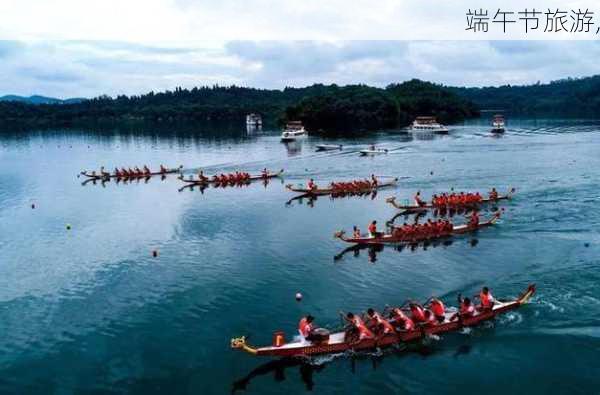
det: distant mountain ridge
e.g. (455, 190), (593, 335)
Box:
(0, 95), (85, 105)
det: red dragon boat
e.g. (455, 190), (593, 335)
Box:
(231, 284), (536, 358)
(81, 166), (182, 180)
(179, 169), (284, 185)
(386, 188), (515, 212)
(286, 177), (398, 196)
(335, 212), (500, 245)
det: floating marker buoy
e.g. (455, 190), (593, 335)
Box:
(430, 171), (434, 175)
(295, 292), (303, 301)
(584, 243), (590, 248)
(66, 224), (71, 230)
(31, 204), (35, 209)
(152, 250), (158, 257)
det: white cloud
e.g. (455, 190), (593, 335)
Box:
(0, 40), (600, 98)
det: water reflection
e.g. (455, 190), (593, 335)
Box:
(231, 341), (470, 393)
(333, 238), (483, 263)
(285, 191), (379, 207)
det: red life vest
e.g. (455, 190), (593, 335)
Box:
(410, 304), (426, 322)
(368, 223), (377, 234)
(298, 318), (313, 337)
(460, 302), (475, 316)
(480, 291), (493, 308)
(373, 312), (395, 334)
(430, 300), (445, 317)
(353, 316), (374, 339)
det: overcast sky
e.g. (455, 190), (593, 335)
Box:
(1, 40), (600, 98)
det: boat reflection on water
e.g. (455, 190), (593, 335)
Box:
(334, 237), (481, 263)
(284, 141), (302, 157)
(178, 177), (280, 193)
(285, 191), (379, 207)
(231, 341), (472, 393)
(231, 358), (326, 393)
(81, 174), (167, 187)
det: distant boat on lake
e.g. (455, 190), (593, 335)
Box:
(491, 114), (505, 133)
(281, 121), (307, 142)
(246, 113), (262, 127)
(410, 116), (449, 134)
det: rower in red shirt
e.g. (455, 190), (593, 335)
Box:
(345, 312), (374, 343)
(390, 307), (415, 331)
(307, 178), (316, 190)
(478, 286), (495, 310)
(429, 298), (446, 323)
(366, 308), (396, 337)
(368, 220), (379, 238)
(468, 210), (480, 227)
(409, 302), (427, 323)
(298, 315), (315, 342)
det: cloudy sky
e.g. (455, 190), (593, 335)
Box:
(1, 40), (600, 98)
(2, 0), (600, 98)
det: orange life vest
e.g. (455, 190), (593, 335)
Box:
(353, 316), (374, 339)
(430, 300), (445, 317)
(480, 291), (493, 308)
(298, 318), (313, 337)
(368, 223), (377, 234)
(372, 312), (395, 334)
(410, 304), (426, 322)
(460, 302), (475, 316)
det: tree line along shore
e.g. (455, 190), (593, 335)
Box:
(1, 75), (599, 132)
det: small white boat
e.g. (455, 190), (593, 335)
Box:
(491, 114), (505, 133)
(246, 113), (262, 127)
(316, 144), (342, 151)
(359, 148), (388, 156)
(410, 116), (449, 134)
(281, 121), (307, 142)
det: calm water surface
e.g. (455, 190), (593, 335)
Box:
(0, 119), (599, 394)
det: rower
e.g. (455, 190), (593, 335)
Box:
(414, 191), (426, 207)
(459, 296), (475, 318)
(478, 286), (495, 310)
(160, 164), (167, 173)
(371, 174), (378, 187)
(143, 165), (151, 175)
(368, 220), (379, 238)
(298, 315), (317, 342)
(352, 226), (361, 238)
(474, 192), (483, 203)
(468, 210), (480, 227)
(489, 187), (499, 200)
(114, 167), (120, 177)
(409, 302), (427, 323)
(423, 310), (438, 326)
(307, 178), (317, 190)
(429, 298), (446, 323)
(366, 308), (396, 337)
(345, 312), (374, 342)
(262, 168), (268, 178)
(390, 307), (415, 331)
(198, 170), (208, 182)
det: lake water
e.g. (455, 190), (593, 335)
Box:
(0, 119), (599, 394)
